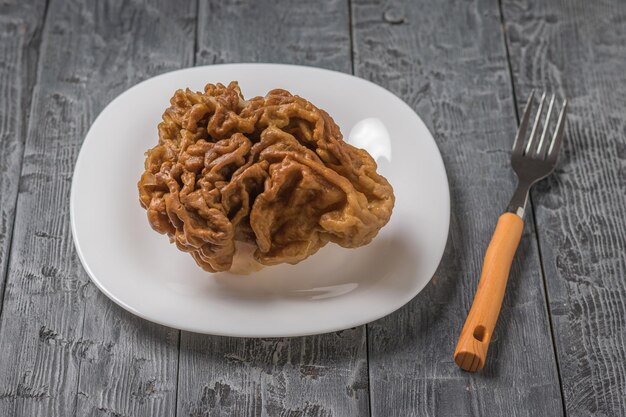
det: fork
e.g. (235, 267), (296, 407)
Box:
(454, 91), (568, 372)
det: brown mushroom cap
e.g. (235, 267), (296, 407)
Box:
(138, 82), (394, 272)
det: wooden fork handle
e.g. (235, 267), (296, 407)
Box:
(454, 213), (524, 372)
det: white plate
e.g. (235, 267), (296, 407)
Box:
(71, 64), (449, 337)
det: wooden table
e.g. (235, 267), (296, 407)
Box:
(1, 1), (624, 416)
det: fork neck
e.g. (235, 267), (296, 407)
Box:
(506, 180), (532, 219)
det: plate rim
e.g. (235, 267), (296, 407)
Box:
(70, 63), (450, 337)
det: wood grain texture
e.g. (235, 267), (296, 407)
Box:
(195, 0), (351, 69)
(352, 0), (564, 415)
(502, 1), (626, 416)
(179, 330), (369, 417)
(0, 1), (196, 416)
(0, 0), (47, 314)
(176, 1), (370, 416)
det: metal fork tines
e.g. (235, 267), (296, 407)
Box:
(507, 91), (568, 218)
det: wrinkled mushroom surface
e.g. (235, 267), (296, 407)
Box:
(138, 82), (394, 272)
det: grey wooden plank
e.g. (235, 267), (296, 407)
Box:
(179, 331), (369, 417)
(0, 0), (197, 416)
(502, 1), (626, 416)
(194, 0), (351, 66)
(176, 1), (370, 416)
(352, 0), (564, 415)
(0, 0), (47, 316)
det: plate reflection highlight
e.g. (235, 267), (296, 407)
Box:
(348, 117), (392, 162)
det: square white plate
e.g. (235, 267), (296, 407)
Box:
(70, 64), (449, 337)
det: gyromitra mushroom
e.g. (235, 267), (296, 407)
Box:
(138, 82), (394, 272)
